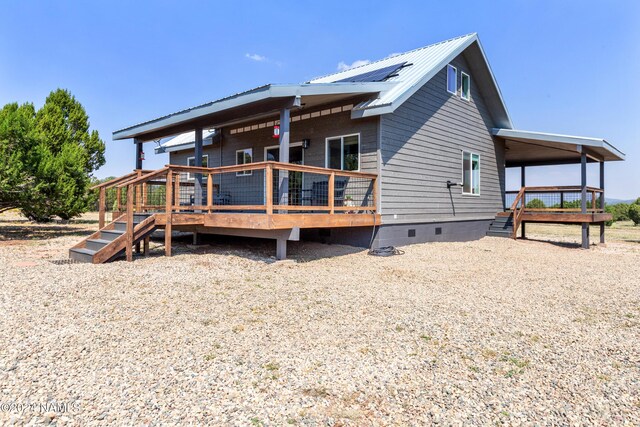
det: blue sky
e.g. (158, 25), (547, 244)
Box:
(1, 1), (638, 199)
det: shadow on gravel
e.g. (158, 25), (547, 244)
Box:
(0, 223), (94, 241)
(523, 237), (600, 249)
(139, 233), (363, 264)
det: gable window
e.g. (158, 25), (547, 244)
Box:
(462, 151), (480, 195)
(236, 148), (253, 176)
(446, 64), (457, 94)
(325, 134), (360, 171)
(187, 155), (208, 180)
(461, 72), (471, 101)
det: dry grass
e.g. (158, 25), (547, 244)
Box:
(0, 211), (639, 425)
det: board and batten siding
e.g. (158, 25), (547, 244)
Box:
(380, 53), (506, 223)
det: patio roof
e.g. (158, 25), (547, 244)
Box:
(492, 129), (625, 167)
(112, 82), (394, 142)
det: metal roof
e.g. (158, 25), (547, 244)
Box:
(155, 129), (216, 154)
(492, 129), (625, 165)
(113, 82), (393, 141)
(113, 33), (514, 141)
(309, 33), (512, 128)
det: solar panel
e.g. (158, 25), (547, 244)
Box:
(336, 62), (407, 83)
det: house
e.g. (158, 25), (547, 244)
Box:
(70, 33), (624, 263)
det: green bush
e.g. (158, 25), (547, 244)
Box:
(629, 204), (640, 226)
(525, 198), (546, 209)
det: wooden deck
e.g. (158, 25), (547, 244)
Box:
(71, 162), (379, 262)
(502, 186), (611, 247)
(497, 210), (610, 224)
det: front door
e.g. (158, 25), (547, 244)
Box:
(265, 144), (304, 206)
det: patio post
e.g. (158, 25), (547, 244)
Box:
(193, 127), (203, 244)
(135, 138), (143, 170)
(600, 161), (605, 244)
(520, 165), (526, 238)
(581, 150), (589, 249)
(278, 108), (290, 208)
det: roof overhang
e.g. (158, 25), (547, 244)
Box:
(492, 128), (625, 167)
(113, 82), (394, 142)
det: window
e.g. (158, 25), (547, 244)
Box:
(461, 72), (470, 101)
(186, 155), (208, 180)
(325, 134), (360, 171)
(462, 151), (480, 195)
(446, 64), (457, 94)
(236, 148), (253, 176)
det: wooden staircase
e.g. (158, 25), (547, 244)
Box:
(69, 213), (157, 263)
(487, 213), (514, 238)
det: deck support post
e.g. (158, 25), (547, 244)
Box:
(580, 151), (589, 249)
(278, 108), (290, 209)
(276, 238), (287, 260)
(194, 128), (203, 216)
(143, 236), (150, 256)
(165, 170), (173, 257)
(520, 166), (526, 239)
(98, 186), (106, 229)
(126, 185), (134, 262)
(600, 161), (605, 244)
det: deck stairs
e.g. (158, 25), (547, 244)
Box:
(69, 213), (157, 263)
(486, 213), (514, 238)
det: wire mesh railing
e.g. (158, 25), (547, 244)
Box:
(505, 186), (604, 212)
(102, 162), (377, 222)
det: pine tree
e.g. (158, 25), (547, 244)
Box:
(0, 89), (106, 221)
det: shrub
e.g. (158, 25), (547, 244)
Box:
(525, 198), (546, 209)
(629, 204), (640, 226)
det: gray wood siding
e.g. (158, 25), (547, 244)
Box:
(380, 53), (505, 223)
(169, 106), (378, 172)
(168, 104), (379, 207)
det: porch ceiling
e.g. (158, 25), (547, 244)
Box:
(113, 83), (393, 142)
(493, 129), (625, 167)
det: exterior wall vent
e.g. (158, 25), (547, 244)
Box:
(408, 229), (416, 237)
(435, 227), (442, 235)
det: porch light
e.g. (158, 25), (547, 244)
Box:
(273, 124), (280, 139)
(140, 150), (145, 161)
(302, 139), (311, 149)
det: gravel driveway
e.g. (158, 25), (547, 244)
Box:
(1, 218), (639, 425)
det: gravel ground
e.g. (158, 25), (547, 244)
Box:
(1, 214), (639, 425)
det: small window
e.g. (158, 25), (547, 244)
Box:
(186, 155), (209, 180)
(461, 72), (470, 101)
(446, 64), (457, 94)
(462, 151), (480, 195)
(236, 148), (253, 176)
(325, 134), (360, 171)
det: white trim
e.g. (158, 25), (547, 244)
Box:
(461, 71), (471, 101)
(324, 133), (361, 172)
(235, 148), (253, 176)
(446, 64), (457, 95)
(461, 150), (481, 196)
(264, 141), (304, 163)
(186, 154), (209, 180)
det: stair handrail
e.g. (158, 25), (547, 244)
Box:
(94, 169), (155, 228)
(511, 187), (526, 239)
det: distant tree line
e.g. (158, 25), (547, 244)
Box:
(0, 89), (105, 222)
(523, 197), (640, 226)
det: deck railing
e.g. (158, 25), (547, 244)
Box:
(91, 169), (154, 228)
(505, 186), (604, 213)
(113, 161), (377, 217)
(506, 186), (605, 239)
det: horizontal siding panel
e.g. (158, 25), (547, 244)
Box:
(380, 52), (505, 221)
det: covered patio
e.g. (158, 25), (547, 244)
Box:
(492, 129), (626, 248)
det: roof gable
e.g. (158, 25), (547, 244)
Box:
(310, 33), (513, 128)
